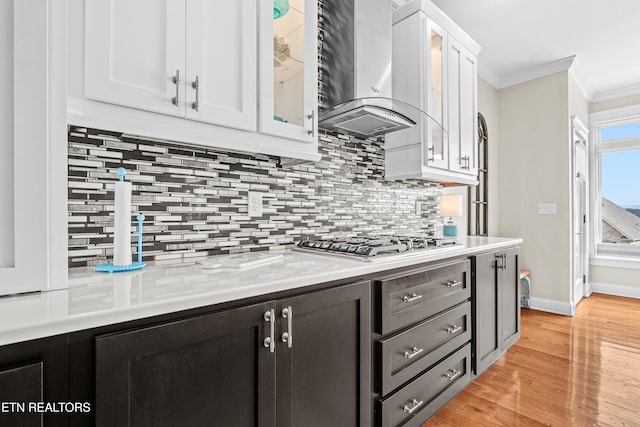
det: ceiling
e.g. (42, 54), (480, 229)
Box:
(400, 0), (640, 101)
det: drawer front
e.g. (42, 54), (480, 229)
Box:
(376, 260), (471, 334)
(379, 301), (471, 396)
(379, 344), (471, 427)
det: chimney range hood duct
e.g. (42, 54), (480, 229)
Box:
(318, 0), (439, 139)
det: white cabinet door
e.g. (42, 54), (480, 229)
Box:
(185, 0), (257, 131)
(424, 17), (448, 170)
(1, 0), (67, 295)
(84, 0), (186, 116)
(448, 38), (478, 176)
(258, 0), (318, 143)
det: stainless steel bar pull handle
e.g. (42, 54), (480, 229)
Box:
(403, 293), (423, 303)
(403, 399), (424, 415)
(263, 309), (275, 353)
(403, 346), (424, 359)
(445, 369), (462, 381)
(281, 306), (292, 348)
(191, 75), (200, 111)
(447, 325), (462, 334)
(307, 111), (315, 136)
(462, 155), (469, 170)
(172, 70), (180, 107)
(445, 280), (462, 288)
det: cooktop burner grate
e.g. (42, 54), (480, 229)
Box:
(296, 235), (459, 260)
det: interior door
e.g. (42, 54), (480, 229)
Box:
(572, 116), (589, 309)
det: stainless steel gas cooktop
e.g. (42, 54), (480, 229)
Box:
(296, 235), (461, 261)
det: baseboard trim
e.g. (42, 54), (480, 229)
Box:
(527, 297), (574, 316)
(589, 282), (640, 299)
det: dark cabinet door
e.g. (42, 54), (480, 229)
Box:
(472, 248), (521, 377)
(471, 251), (500, 376)
(499, 248), (521, 350)
(275, 281), (371, 427)
(0, 336), (69, 427)
(95, 301), (276, 427)
(0, 362), (43, 427)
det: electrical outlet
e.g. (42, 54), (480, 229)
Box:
(248, 192), (263, 217)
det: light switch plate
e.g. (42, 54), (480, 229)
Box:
(248, 192), (263, 217)
(538, 203), (557, 215)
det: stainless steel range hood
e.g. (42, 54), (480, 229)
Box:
(318, 0), (420, 138)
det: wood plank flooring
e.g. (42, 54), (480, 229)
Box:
(423, 293), (640, 426)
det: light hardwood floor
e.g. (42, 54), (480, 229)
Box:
(424, 293), (640, 426)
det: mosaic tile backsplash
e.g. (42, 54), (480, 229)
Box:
(67, 126), (443, 267)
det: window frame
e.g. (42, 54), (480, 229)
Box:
(590, 104), (640, 268)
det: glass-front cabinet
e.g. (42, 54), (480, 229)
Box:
(424, 18), (448, 169)
(386, 2), (480, 185)
(259, 0), (318, 143)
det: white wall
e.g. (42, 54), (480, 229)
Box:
(497, 72), (572, 313)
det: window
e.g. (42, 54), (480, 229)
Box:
(591, 106), (640, 262)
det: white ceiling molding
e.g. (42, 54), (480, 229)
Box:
(493, 56), (576, 90)
(477, 57), (503, 89)
(591, 83), (640, 104)
(567, 57), (595, 102)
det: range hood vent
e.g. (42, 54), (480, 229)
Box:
(317, 0), (444, 139)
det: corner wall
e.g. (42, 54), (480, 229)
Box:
(497, 72), (572, 313)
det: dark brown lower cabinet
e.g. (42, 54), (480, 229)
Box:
(0, 336), (69, 427)
(94, 280), (371, 427)
(472, 247), (520, 377)
(276, 281), (371, 427)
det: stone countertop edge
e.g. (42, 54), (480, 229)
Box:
(0, 236), (522, 347)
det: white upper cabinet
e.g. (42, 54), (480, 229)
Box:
(386, 1), (480, 185)
(84, 0), (256, 131)
(74, 0), (319, 161)
(1, 0), (67, 296)
(185, 0), (257, 130)
(259, 0), (318, 143)
(448, 37), (478, 176)
(84, 0), (187, 118)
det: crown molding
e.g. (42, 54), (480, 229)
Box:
(498, 56), (576, 89)
(567, 57), (595, 102)
(477, 57), (503, 89)
(591, 83), (640, 104)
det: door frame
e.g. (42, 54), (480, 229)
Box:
(570, 115), (589, 313)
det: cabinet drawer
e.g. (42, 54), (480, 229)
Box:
(376, 260), (470, 334)
(378, 301), (470, 396)
(378, 344), (471, 427)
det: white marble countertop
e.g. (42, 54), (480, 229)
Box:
(0, 236), (521, 347)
